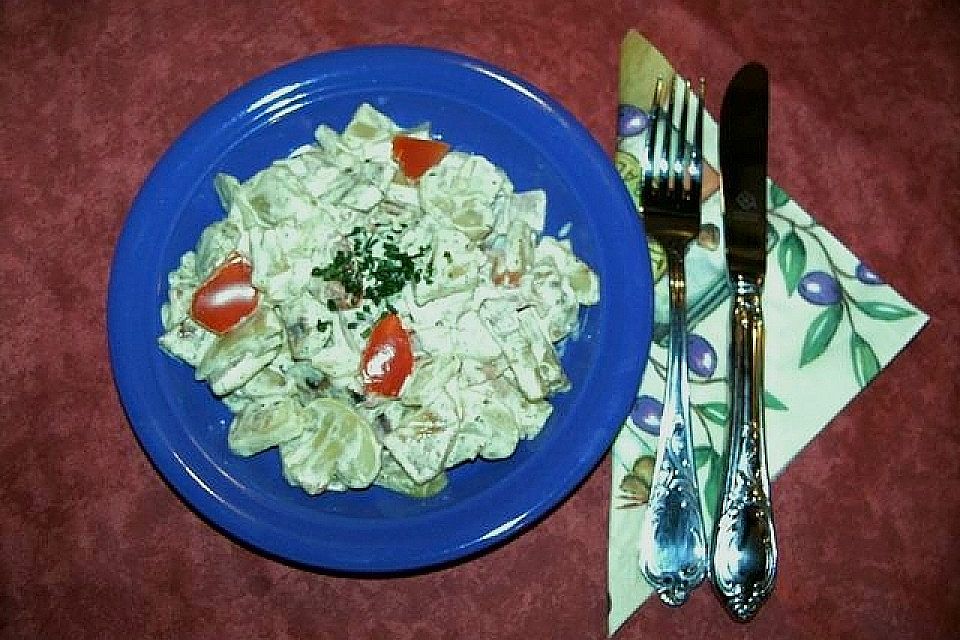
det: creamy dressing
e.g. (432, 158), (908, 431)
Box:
(158, 104), (599, 497)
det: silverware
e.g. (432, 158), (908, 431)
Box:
(637, 74), (709, 607)
(711, 62), (778, 621)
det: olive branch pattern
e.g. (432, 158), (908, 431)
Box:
(768, 182), (917, 387)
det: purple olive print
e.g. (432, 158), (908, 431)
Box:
(618, 104), (650, 137)
(855, 262), (884, 285)
(630, 395), (663, 436)
(798, 271), (842, 306)
(688, 334), (717, 378)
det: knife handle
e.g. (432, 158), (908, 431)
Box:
(711, 276), (777, 621)
(639, 250), (708, 607)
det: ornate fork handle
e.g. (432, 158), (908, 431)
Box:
(639, 246), (708, 606)
(711, 278), (777, 621)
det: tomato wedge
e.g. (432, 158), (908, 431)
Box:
(190, 252), (259, 334)
(392, 135), (450, 180)
(360, 313), (414, 397)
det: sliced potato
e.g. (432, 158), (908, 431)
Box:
(279, 397), (381, 494)
(228, 397), (307, 457)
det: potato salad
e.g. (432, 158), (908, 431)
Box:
(158, 104), (599, 498)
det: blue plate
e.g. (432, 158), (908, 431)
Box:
(107, 46), (652, 572)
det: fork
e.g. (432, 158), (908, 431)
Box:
(637, 74), (709, 607)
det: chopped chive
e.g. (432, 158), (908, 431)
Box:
(314, 226), (432, 308)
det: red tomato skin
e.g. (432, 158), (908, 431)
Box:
(190, 253), (259, 334)
(361, 313), (414, 397)
(391, 135), (450, 180)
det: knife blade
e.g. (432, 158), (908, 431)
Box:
(711, 62), (778, 622)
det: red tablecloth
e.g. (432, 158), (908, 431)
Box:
(3, 2), (958, 638)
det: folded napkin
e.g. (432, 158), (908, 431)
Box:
(607, 31), (928, 635)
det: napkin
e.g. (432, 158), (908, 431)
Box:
(607, 30), (928, 635)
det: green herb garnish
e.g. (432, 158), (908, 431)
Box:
(311, 227), (433, 307)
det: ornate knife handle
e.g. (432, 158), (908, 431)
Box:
(639, 250), (708, 606)
(711, 278), (777, 621)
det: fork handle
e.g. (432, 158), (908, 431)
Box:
(711, 277), (777, 621)
(639, 248), (708, 606)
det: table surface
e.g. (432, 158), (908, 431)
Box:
(3, 1), (959, 638)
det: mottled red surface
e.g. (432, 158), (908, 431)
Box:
(2, 1), (959, 638)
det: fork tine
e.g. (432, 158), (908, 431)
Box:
(674, 79), (691, 204)
(690, 77), (705, 203)
(659, 75), (676, 190)
(643, 76), (664, 200)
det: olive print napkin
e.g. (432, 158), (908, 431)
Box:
(607, 30), (928, 635)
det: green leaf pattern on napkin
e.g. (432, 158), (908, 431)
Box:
(769, 183), (917, 382)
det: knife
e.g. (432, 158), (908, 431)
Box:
(711, 62), (778, 622)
